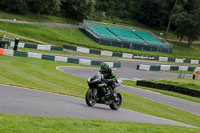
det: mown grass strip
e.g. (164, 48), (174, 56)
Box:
(0, 113), (200, 133)
(150, 78), (200, 92)
(0, 55), (88, 97)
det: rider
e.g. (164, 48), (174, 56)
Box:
(100, 62), (118, 97)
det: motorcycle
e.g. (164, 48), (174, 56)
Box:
(85, 71), (122, 110)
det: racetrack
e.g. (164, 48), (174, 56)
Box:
(0, 84), (195, 127)
(57, 66), (200, 116)
(0, 51), (199, 128)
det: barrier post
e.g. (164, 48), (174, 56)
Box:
(13, 38), (19, 51)
(183, 72), (185, 79)
(178, 71), (182, 78)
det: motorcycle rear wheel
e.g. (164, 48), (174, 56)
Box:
(85, 89), (96, 107)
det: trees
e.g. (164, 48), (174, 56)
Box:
(174, 13), (199, 46)
(95, 0), (129, 19)
(0, 0), (61, 16)
(0, 0), (199, 44)
(133, 0), (169, 27)
(61, 0), (95, 20)
(28, 0), (61, 16)
(173, 0), (200, 47)
(166, 0), (188, 36)
(0, 0), (28, 14)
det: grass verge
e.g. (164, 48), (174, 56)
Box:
(0, 10), (79, 24)
(0, 55), (88, 97)
(0, 113), (199, 133)
(122, 80), (200, 103)
(0, 55), (200, 127)
(150, 78), (200, 91)
(162, 70), (194, 74)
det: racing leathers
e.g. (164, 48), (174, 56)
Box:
(100, 68), (118, 96)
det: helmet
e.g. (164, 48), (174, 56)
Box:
(100, 63), (109, 73)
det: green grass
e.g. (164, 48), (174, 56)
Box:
(170, 42), (200, 59)
(0, 55), (89, 97)
(162, 70), (194, 74)
(1, 113), (200, 133)
(0, 55), (200, 128)
(0, 21), (83, 46)
(0, 10), (79, 24)
(150, 78), (200, 92)
(0, 31), (45, 44)
(122, 80), (200, 103)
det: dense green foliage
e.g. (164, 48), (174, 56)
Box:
(0, 0), (28, 13)
(172, 0), (200, 46)
(134, 0), (169, 27)
(29, 0), (61, 16)
(0, 0), (199, 45)
(0, 0), (199, 26)
(60, 0), (95, 20)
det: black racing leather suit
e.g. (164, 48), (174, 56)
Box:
(100, 68), (118, 91)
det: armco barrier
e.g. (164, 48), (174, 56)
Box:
(136, 80), (200, 98)
(1, 49), (121, 68)
(63, 44), (200, 65)
(63, 44), (157, 60)
(9, 42), (200, 66)
(10, 42), (63, 51)
(137, 64), (200, 72)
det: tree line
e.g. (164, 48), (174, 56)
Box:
(0, 0), (199, 46)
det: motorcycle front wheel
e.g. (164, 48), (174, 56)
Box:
(85, 89), (96, 107)
(109, 92), (122, 110)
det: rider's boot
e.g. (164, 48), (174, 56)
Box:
(105, 98), (112, 105)
(105, 89), (112, 105)
(105, 87), (111, 96)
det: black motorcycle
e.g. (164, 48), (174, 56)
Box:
(85, 71), (122, 110)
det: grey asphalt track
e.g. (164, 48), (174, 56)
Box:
(0, 84), (195, 127)
(57, 66), (200, 116)
(52, 51), (193, 80)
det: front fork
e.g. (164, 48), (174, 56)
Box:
(92, 88), (98, 99)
